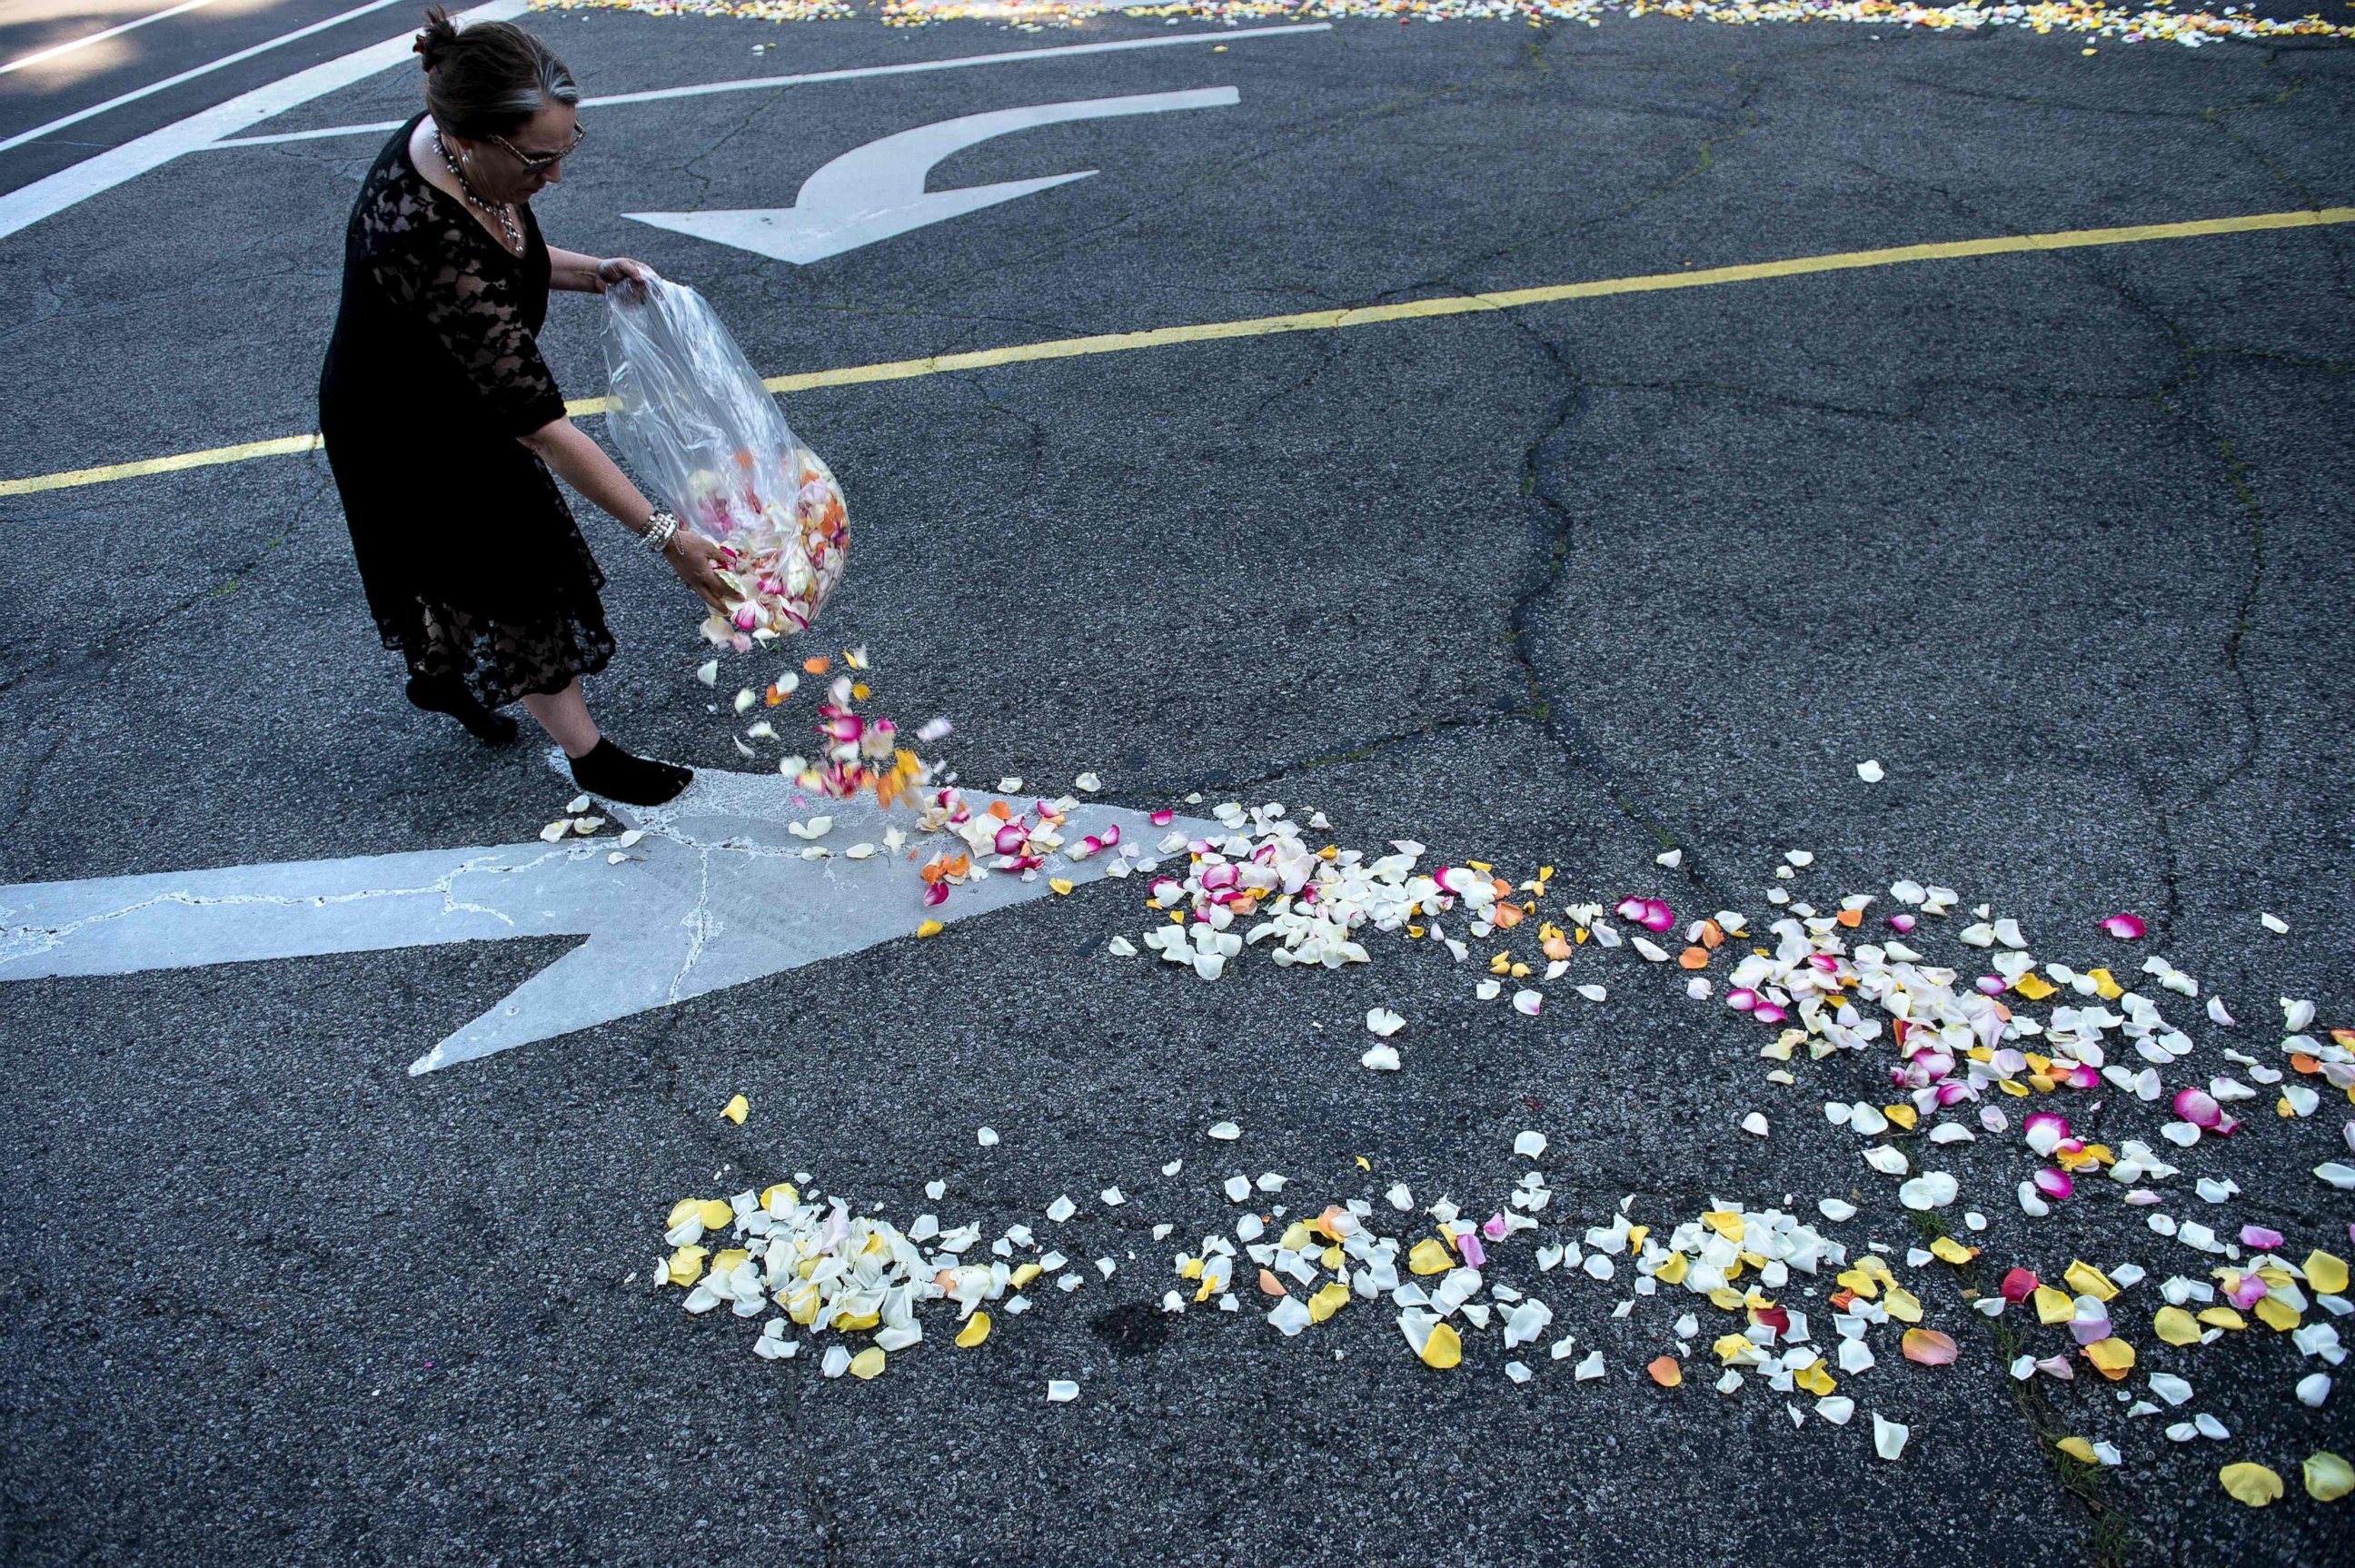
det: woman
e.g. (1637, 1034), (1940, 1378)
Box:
(319, 6), (730, 807)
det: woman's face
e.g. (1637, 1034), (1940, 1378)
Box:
(452, 99), (581, 204)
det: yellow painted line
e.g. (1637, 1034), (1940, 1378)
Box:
(5, 432), (323, 494)
(8, 205), (2350, 499)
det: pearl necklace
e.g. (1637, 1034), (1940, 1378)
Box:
(432, 131), (522, 255)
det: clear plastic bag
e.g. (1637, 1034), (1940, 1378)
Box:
(604, 275), (847, 650)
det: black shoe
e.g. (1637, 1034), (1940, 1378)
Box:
(406, 674), (518, 745)
(570, 738), (692, 808)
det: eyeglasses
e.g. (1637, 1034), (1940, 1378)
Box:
(487, 124), (586, 174)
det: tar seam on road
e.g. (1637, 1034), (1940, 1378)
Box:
(5, 204), (2350, 498)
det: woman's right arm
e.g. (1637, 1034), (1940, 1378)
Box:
(521, 417), (734, 610)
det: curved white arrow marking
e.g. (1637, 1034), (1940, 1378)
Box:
(0, 767), (1215, 1075)
(624, 86), (1239, 265)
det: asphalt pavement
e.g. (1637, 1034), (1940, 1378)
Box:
(2, 4), (2352, 1565)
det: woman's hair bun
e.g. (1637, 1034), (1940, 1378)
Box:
(413, 5), (461, 72)
(412, 4), (576, 136)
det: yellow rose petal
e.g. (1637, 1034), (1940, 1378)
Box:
(1883, 1104), (1918, 1130)
(2153, 1306), (2203, 1345)
(2057, 1436), (2100, 1464)
(666, 1245), (708, 1286)
(2220, 1462), (2284, 1507)
(1407, 1236), (1454, 1275)
(665, 1199), (702, 1231)
(849, 1346), (887, 1380)
(720, 1094), (749, 1125)
(1049, 878), (1075, 896)
(1009, 1263), (1042, 1290)
(2199, 1305), (2247, 1330)
(696, 1199), (732, 1231)
(1308, 1281), (1351, 1323)
(1420, 1322), (1463, 1369)
(956, 1312), (992, 1348)
(1793, 1359), (1835, 1396)
(2012, 971), (2056, 1000)
(916, 919), (943, 938)
(2252, 1296), (2301, 1333)
(2304, 1451), (2353, 1503)
(1654, 1253), (1691, 1285)
(1883, 1285), (1923, 1324)
(2064, 1261), (2119, 1301)
(2306, 1250), (2350, 1296)
(2082, 1337), (2135, 1379)
(1930, 1236), (1979, 1265)
(1702, 1210), (1745, 1243)
(2033, 1285), (2077, 1325)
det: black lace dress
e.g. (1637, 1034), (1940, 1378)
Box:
(319, 114), (615, 710)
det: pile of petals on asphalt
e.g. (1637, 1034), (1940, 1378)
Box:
(531, 0), (2355, 48)
(638, 710), (2352, 1504)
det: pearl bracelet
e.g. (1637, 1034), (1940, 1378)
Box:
(641, 510), (681, 555)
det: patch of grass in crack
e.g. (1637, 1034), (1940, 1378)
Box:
(1968, 1270), (2142, 1568)
(1904, 1210), (1951, 1245)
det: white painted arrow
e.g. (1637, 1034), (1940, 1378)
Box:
(624, 86), (1239, 265)
(0, 767), (1211, 1076)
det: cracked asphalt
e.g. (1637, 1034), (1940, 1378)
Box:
(4, 7), (2353, 1566)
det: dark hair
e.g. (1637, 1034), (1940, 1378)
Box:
(413, 5), (577, 139)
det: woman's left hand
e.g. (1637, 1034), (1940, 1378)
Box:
(665, 531), (736, 613)
(594, 255), (656, 293)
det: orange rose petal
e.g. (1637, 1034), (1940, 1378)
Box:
(1647, 1355), (1683, 1388)
(802, 656), (830, 674)
(1901, 1328), (1958, 1366)
(1677, 946), (1709, 969)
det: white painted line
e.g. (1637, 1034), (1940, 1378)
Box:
(630, 86), (1240, 264)
(0, 0), (405, 154)
(204, 21), (1333, 148)
(0, 765), (1216, 1074)
(1, 0), (224, 76)
(0, 0), (524, 243)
